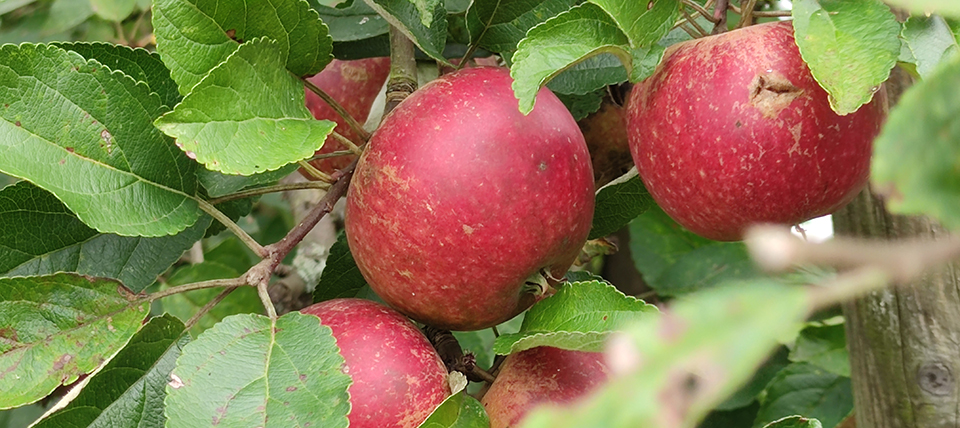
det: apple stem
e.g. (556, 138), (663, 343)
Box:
(330, 130), (364, 155)
(491, 325), (501, 338)
(146, 277), (247, 302)
(385, 25), (418, 115)
(206, 181), (331, 206)
(682, 8), (710, 37)
(680, 0), (718, 23)
(184, 286), (240, 330)
(735, 0), (757, 28)
(711, 0), (729, 34)
(195, 198), (267, 257)
(303, 78), (371, 142)
(298, 160), (335, 183)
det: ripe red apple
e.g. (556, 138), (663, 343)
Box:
(300, 298), (450, 428)
(481, 347), (609, 428)
(301, 57), (389, 176)
(345, 67), (595, 331)
(626, 21), (886, 241)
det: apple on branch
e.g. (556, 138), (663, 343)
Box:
(300, 298), (450, 428)
(626, 21), (886, 241)
(345, 67), (595, 331)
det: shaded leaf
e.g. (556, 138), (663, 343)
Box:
(589, 168), (655, 240)
(32, 315), (189, 428)
(197, 164), (298, 198)
(158, 261), (262, 336)
(520, 281), (811, 428)
(419, 392), (490, 428)
(164, 312), (351, 427)
(313, 230), (368, 303)
(465, 0), (577, 53)
(790, 323), (849, 377)
(364, 0), (449, 63)
(313, 0), (389, 42)
(554, 89), (604, 121)
(871, 52), (960, 230)
(791, 0), (900, 114)
(54, 42), (182, 109)
(547, 53), (627, 95)
(155, 38), (336, 175)
(753, 363), (853, 428)
(0, 273), (149, 409)
(0, 181), (210, 293)
(152, 0), (333, 94)
(901, 15), (960, 78)
(0, 44), (203, 237)
(699, 402), (761, 428)
(493, 280), (657, 355)
(715, 346), (791, 411)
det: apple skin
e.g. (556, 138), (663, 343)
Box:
(300, 298), (450, 428)
(626, 21), (886, 241)
(301, 57), (390, 175)
(345, 67), (595, 331)
(480, 347), (609, 428)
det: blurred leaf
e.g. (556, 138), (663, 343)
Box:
(465, 0), (576, 53)
(590, 0), (681, 47)
(0, 402), (51, 428)
(158, 261), (261, 336)
(753, 363), (853, 428)
(791, 0), (900, 115)
(871, 52), (960, 230)
(155, 38), (336, 175)
(55, 42), (182, 109)
(589, 169), (655, 240)
(364, 0), (449, 63)
(883, 0), (960, 17)
(0, 44), (203, 237)
(762, 416), (824, 428)
(33, 315), (189, 428)
(0, 273), (149, 409)
(629, 207), (759, 296)
(419, 392), (490, 428)
(90, 0), (137, 21)
(493, 280), (657, 355)
(0, 0), (36, 15)
(313, 230), (368, 303)
(547, 53), (627, 95)
(152, 0), (333, 94)
(165, 312), (351, 427)
(511, 3), (630, 114)
(520, 281), (811, 428)
(901, 15), (960, 78)
(790, 323), (849, 377)
(313, 0), (389, 42)
(554, 89), (604, 121)
(0, 182), (210, 293)
(699, 402), (761, 428)
(44, 0), (95, 35)
(716, 346), (791, 411)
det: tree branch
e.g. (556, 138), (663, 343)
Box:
(195, 199), (267, 257)
(303, 77), (371, 142)
(385, 25), (418, 115)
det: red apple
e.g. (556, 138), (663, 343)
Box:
(300, 298), (450, 428)
(626, 21), (886, 241)
(301, 57), (390, 176)
(345, 67), (595, 331)
(481, 347), (609, 428)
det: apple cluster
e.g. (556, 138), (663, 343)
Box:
(297, 20), (886, 428)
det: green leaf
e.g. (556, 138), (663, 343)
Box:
(0, 0), (36, 15)
(762, 416), (823, 428)
(364, 0), (449, 63)
(90, 0), (137, 21)
(198, 164), (298, 198)
(547, 53), (626, 96)
(901, 15), (960, 79)
(452, 314), (524, 371)
(554, 89), (604, 121)
(871, 52), (960, 230)
(883, 0), (960, 18)
(313, 0), (389, 42)
(164, 312), (351, 427)
(412, 0), (441, 27)
(465, 0), (577, 53)
(419, 392), (490, 428)
(152, 0), (333, 94)
(700, 402), (761, 428)
(629, 207), (759, 296)
(589, 169), (655, 240)
(511, 3), (631, 114)
(32, 315), (189, 428)
(313, 230), (368, 303)
(0, 273), (149, 409)
(753, 363), (853, 428)
(155, 38), (336, 175)
(54, 42), (182, 109)
(791, 0), (900, 115)
(44, 0), (95, 35)
(519, 281), (811, 428)
(493, 280), (657, 355)
(716, 346), (791, 411)
(158, 261), (262, 336)
(0, 181), (210, 293)
(790, 323), (849, 377)
(0, 44), (203, 237)
(589, 0), (681, 47)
